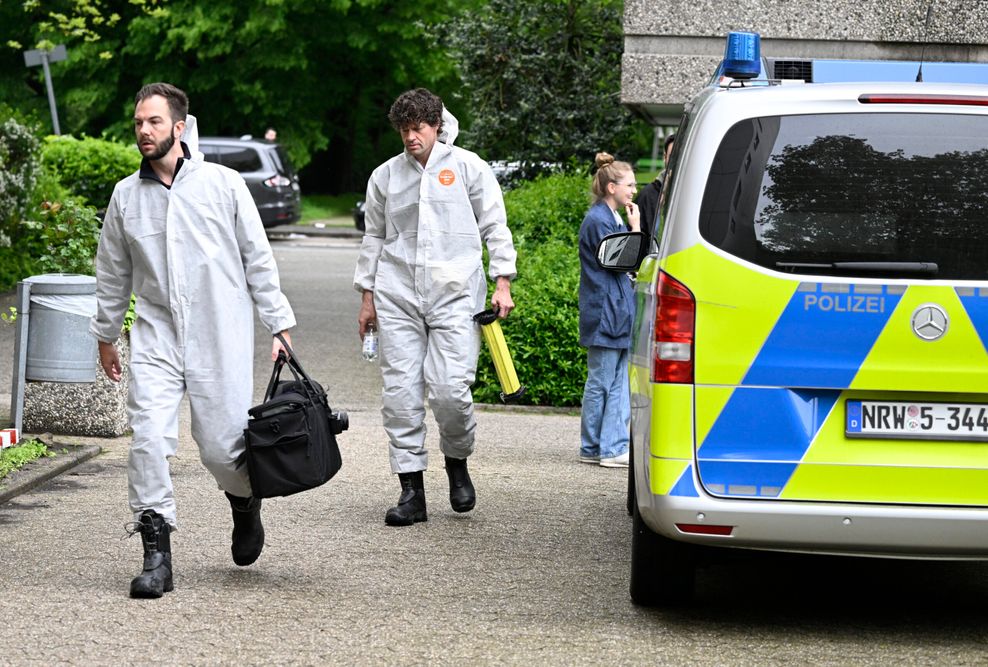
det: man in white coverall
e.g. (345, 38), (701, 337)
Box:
(354, 88), (517, 527)
(92, 83), (296, 598)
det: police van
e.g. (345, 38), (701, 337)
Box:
(598, 32), (988, 605)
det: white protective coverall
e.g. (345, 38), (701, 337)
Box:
(353, 109), (517, 473)
(91, 130), (296, 526)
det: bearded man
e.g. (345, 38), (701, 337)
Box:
(91, 82), (296, 597)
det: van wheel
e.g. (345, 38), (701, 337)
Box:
(630, 501), (695, 606)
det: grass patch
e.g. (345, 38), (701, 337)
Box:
(300, 193), (363, 225)
(0, 439), (52, 480)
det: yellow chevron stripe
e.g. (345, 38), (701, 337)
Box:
(649, 383), (695, 459)
(781, 463), (988, 505)
(650, 458), (691, 496)
(852, 286), (988, 393)
(665, 245), (798, 387)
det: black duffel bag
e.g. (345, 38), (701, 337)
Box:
(243, 334), (347, 498)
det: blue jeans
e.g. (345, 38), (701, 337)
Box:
(580, 346), (630, 459)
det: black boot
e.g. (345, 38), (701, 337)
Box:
(129, 510), (173, 599)
(226, 492), (264, 566)
(385, 471), (427, 526)
(445, 456), (476, 513)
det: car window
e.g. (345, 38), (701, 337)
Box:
(699, 112), (988, 279)
(273, 146), (295, 177)
(656, 112), (689, 246)
(216, 146), (263, 173)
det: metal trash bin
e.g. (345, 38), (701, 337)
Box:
(24, 274), (98, 383)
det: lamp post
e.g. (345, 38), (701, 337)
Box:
(22, 44), (67, 135)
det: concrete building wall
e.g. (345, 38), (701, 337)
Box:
(622, 0), (988, 125)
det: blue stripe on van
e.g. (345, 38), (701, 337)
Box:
(698, 388), (840, 461)
(958, 288), (988, 355)
(696, 460), (798, 498)
(742, 284), (902, 389)
(669, 465), (700, 497)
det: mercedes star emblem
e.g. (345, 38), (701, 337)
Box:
(911, 304), (949, 341)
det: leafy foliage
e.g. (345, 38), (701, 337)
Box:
(4, 0), (475, 193)
(503, 171), (589, 248)
(443, 0), (650, 169)
(0, 119), (108, 288)
(0, 117), (42, 241)
(0, 247), (40, 293)
(24, 197), (102, 276)
(41, 135), (141, 209)
(4, 0), (644, 193)
(474, 173), (591, 406)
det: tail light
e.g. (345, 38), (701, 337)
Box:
(676, 523), (734, 536)
(263, 174), (292, 188)
(653, 271), (695, 384)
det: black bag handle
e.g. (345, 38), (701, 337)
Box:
(263, 351), (292, 401)
(267, 333), (322, 402)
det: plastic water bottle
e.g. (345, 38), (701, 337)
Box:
(362, 323), (378, 362)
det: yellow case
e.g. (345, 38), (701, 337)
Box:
(474, 309), (526, 402)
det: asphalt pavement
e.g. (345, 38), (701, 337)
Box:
(0, 233), (634, 665)
(2, 235), (988, 665)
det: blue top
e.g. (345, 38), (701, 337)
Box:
(578, 201), (635, 349)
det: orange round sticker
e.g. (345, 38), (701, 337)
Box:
(438, 169), (456, 186)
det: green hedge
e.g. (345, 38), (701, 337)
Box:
(474, 172), (592, 407)
(0, 121), (112, 290)
(41, 135), (141, 209)
(503, 171), (589, 248)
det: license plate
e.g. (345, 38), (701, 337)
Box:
(846, 400), (988, 441)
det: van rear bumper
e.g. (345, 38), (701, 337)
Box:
(641, 487), (988, 559)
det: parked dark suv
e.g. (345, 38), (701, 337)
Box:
(199, 136), (301, 228)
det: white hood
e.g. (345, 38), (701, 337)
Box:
(439, 107), (458, 146)
(181, 113), (199, 154)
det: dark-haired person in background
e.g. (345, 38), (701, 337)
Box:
(354, 88), (517, 527)
(92, 82), (296, 598)
(634, 133), (675, 243)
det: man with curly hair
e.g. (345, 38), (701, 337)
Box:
(354, 88), (517, 526)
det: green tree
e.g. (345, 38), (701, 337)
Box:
(443, 0), (649, 170)
(2, 0), (164, 135)
(3, 0), (474, 192)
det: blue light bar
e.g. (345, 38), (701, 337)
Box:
(723, 31), (761, 80)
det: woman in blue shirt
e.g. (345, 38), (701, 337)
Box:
(578, 153), (640, 468)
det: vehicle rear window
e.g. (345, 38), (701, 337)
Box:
(699, 113), (988, 279)
(273, 146), (295, 176)
(217, 146), (263, 173)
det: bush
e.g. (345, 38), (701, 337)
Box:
(503, 171), (589, 248)
(23, 196), (101, 276)
(41, 135), (141, 210)
(474, 172), (592, 407)
(0, 118), (42, 241)
(0, 122), (109, 290)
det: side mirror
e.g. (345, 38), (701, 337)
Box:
(595, 231), (647, 272)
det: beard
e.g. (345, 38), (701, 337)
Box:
(140, 132), (176, 161)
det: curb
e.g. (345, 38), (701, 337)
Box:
(0, 442), (102, 505)
(266, 223), (362, 239)
(475, 402), (580, 416)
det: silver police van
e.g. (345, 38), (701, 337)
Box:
(599, 32), (988, 605)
